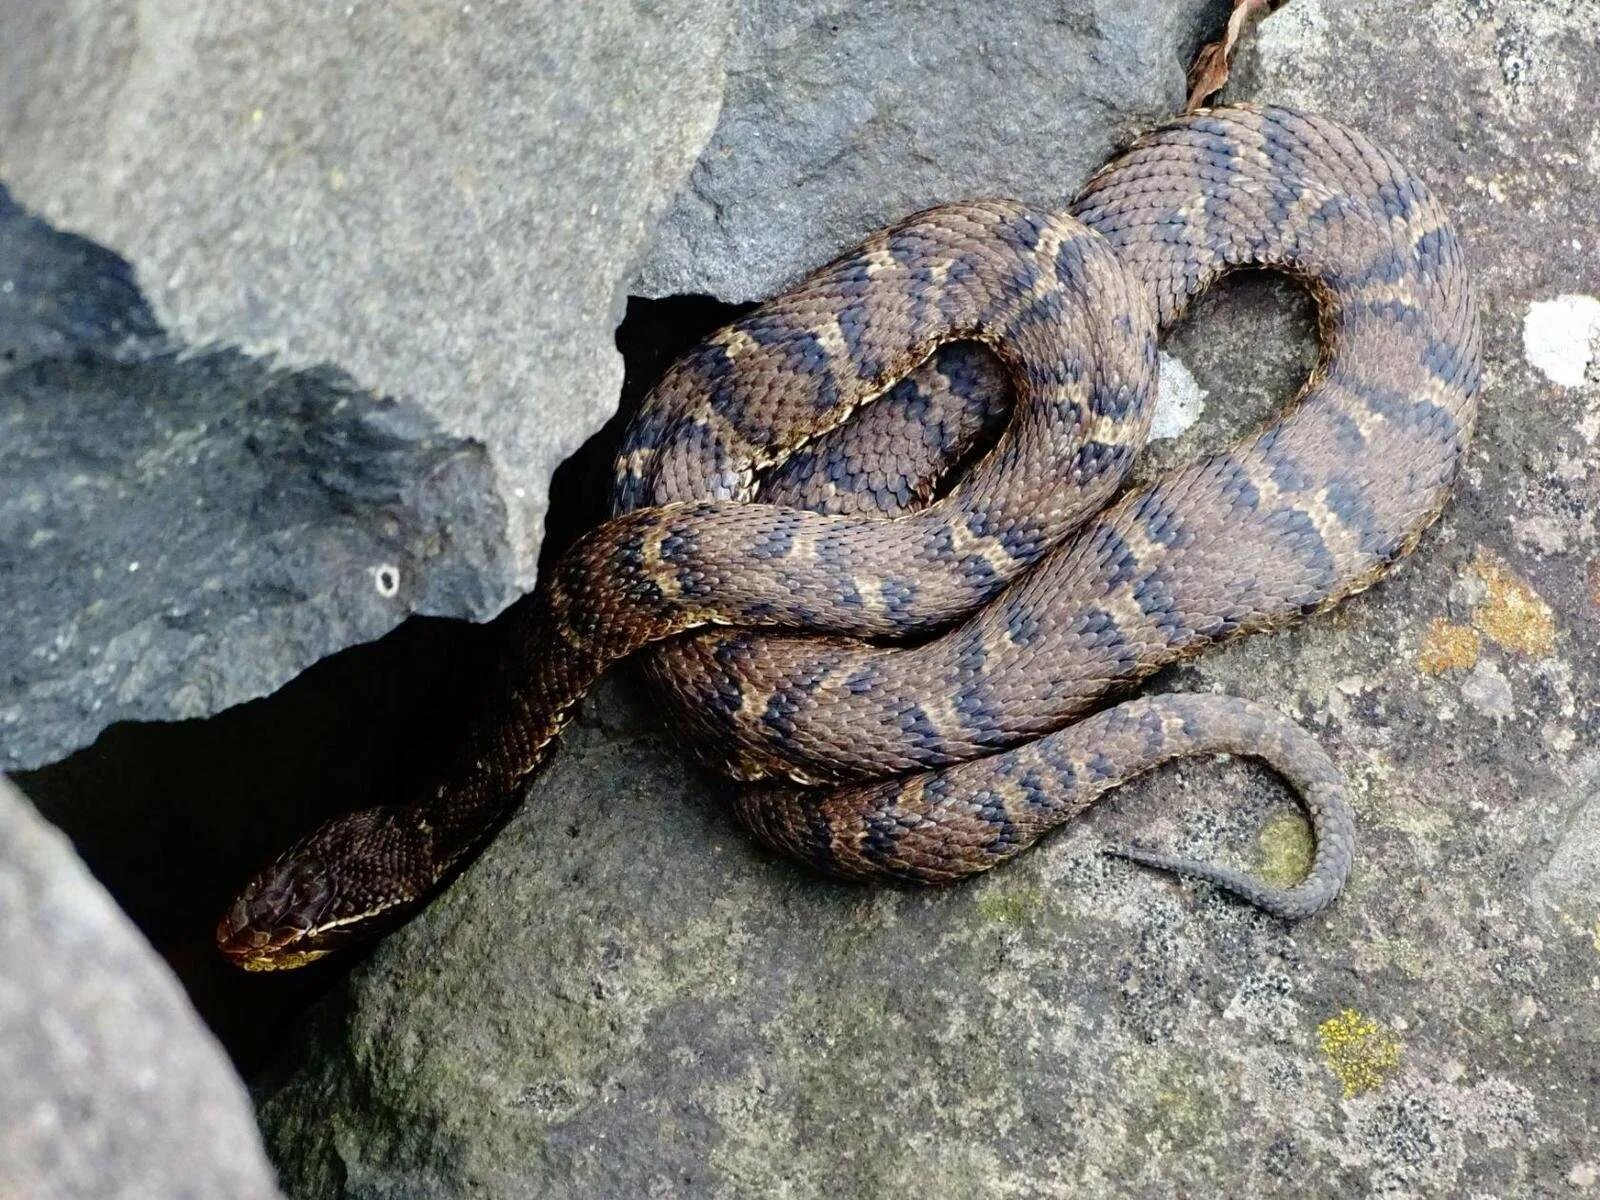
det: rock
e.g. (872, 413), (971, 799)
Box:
(0, 184), (163, 370)
(635, 0), (1216, 302)
(1152, 352), (1208, 441)
(1460, 658), (1514, 721)
(0, 201), (510, 768)
(256, 2), (1600, 1197)
(1523, 294), (1600, 389)
(0, 0), (733, 765)
(0, 775), (284, 1200)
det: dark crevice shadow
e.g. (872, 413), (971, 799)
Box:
(12, 292), (745, 1079)
(14, 613), (501, 1077)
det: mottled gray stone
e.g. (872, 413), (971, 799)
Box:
(0, 0), (732, 765)
(0, 187), (513, 770)
(256, 2), (1600, 1197)
(0, 775), (283, 1200)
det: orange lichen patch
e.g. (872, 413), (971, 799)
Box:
(1471, 552), (1557, 657)
(1416, 618), (1481, 674)
(1587, 559), (1600, 612)
(1318, 1008), (1403, 1098)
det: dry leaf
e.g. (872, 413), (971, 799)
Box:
(1185, 0), (1288, 113)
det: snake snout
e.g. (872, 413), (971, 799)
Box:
(216, 806), (424, 971)
(216, 855), (336, 971)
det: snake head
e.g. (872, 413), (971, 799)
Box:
(216, 807), (424, 972)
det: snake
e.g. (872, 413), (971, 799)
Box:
(217, 105), (1481, 971)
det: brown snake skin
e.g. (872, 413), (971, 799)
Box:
(219, 105), (1481, 970)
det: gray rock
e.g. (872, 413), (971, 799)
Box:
(0, 212), (510, 767)
(257, 2), (1600, 1197)
(0, 0), (733, 765)
(636, 0), (1217, 302)
(0, 775), (284, 1200)
(0, 184), (163, 370)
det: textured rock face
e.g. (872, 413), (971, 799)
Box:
(0, 193), (510, 769)
(0, 187), (163, 370)
(0, 776), (284, 1200)
(0, 0), (732, 766)
(254, 2), (1600, 1197)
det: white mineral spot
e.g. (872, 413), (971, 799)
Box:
(1512, 995), (1539, 1029)
(1461, 658), (1514, 721)
(1541, 723), (1576, 755)
(1570, 1162), (1597, 1188)
(373, 564), (401, 597)
(1523, 294), (1600, 388)
(1152, 352), (1207, 441)
(1513, 513), (1568, 556)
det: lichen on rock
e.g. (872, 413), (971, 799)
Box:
(1317, 1008), (1403, 1098)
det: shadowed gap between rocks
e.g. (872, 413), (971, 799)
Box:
(14, 274), (1317, 1081)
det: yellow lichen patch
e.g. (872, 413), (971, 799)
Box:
(1317, 1008), (1402, 1098)
(1258, 812), (1314, 887)
(1416, 618), (1481, 674)
(1471, 552), (1557, 657)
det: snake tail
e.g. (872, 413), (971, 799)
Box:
(734, 693), (1353, 919)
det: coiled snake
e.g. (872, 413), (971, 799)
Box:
(219, 106), (1481, 970)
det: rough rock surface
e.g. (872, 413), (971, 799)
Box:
(0, 0), (732, 765)
(254, 2), (1600, 1197)
(0, 775), (284, 1200)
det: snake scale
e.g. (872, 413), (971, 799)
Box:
(219, 105), (1481, 970)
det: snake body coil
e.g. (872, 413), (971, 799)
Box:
(219, 106), (1481, 970)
